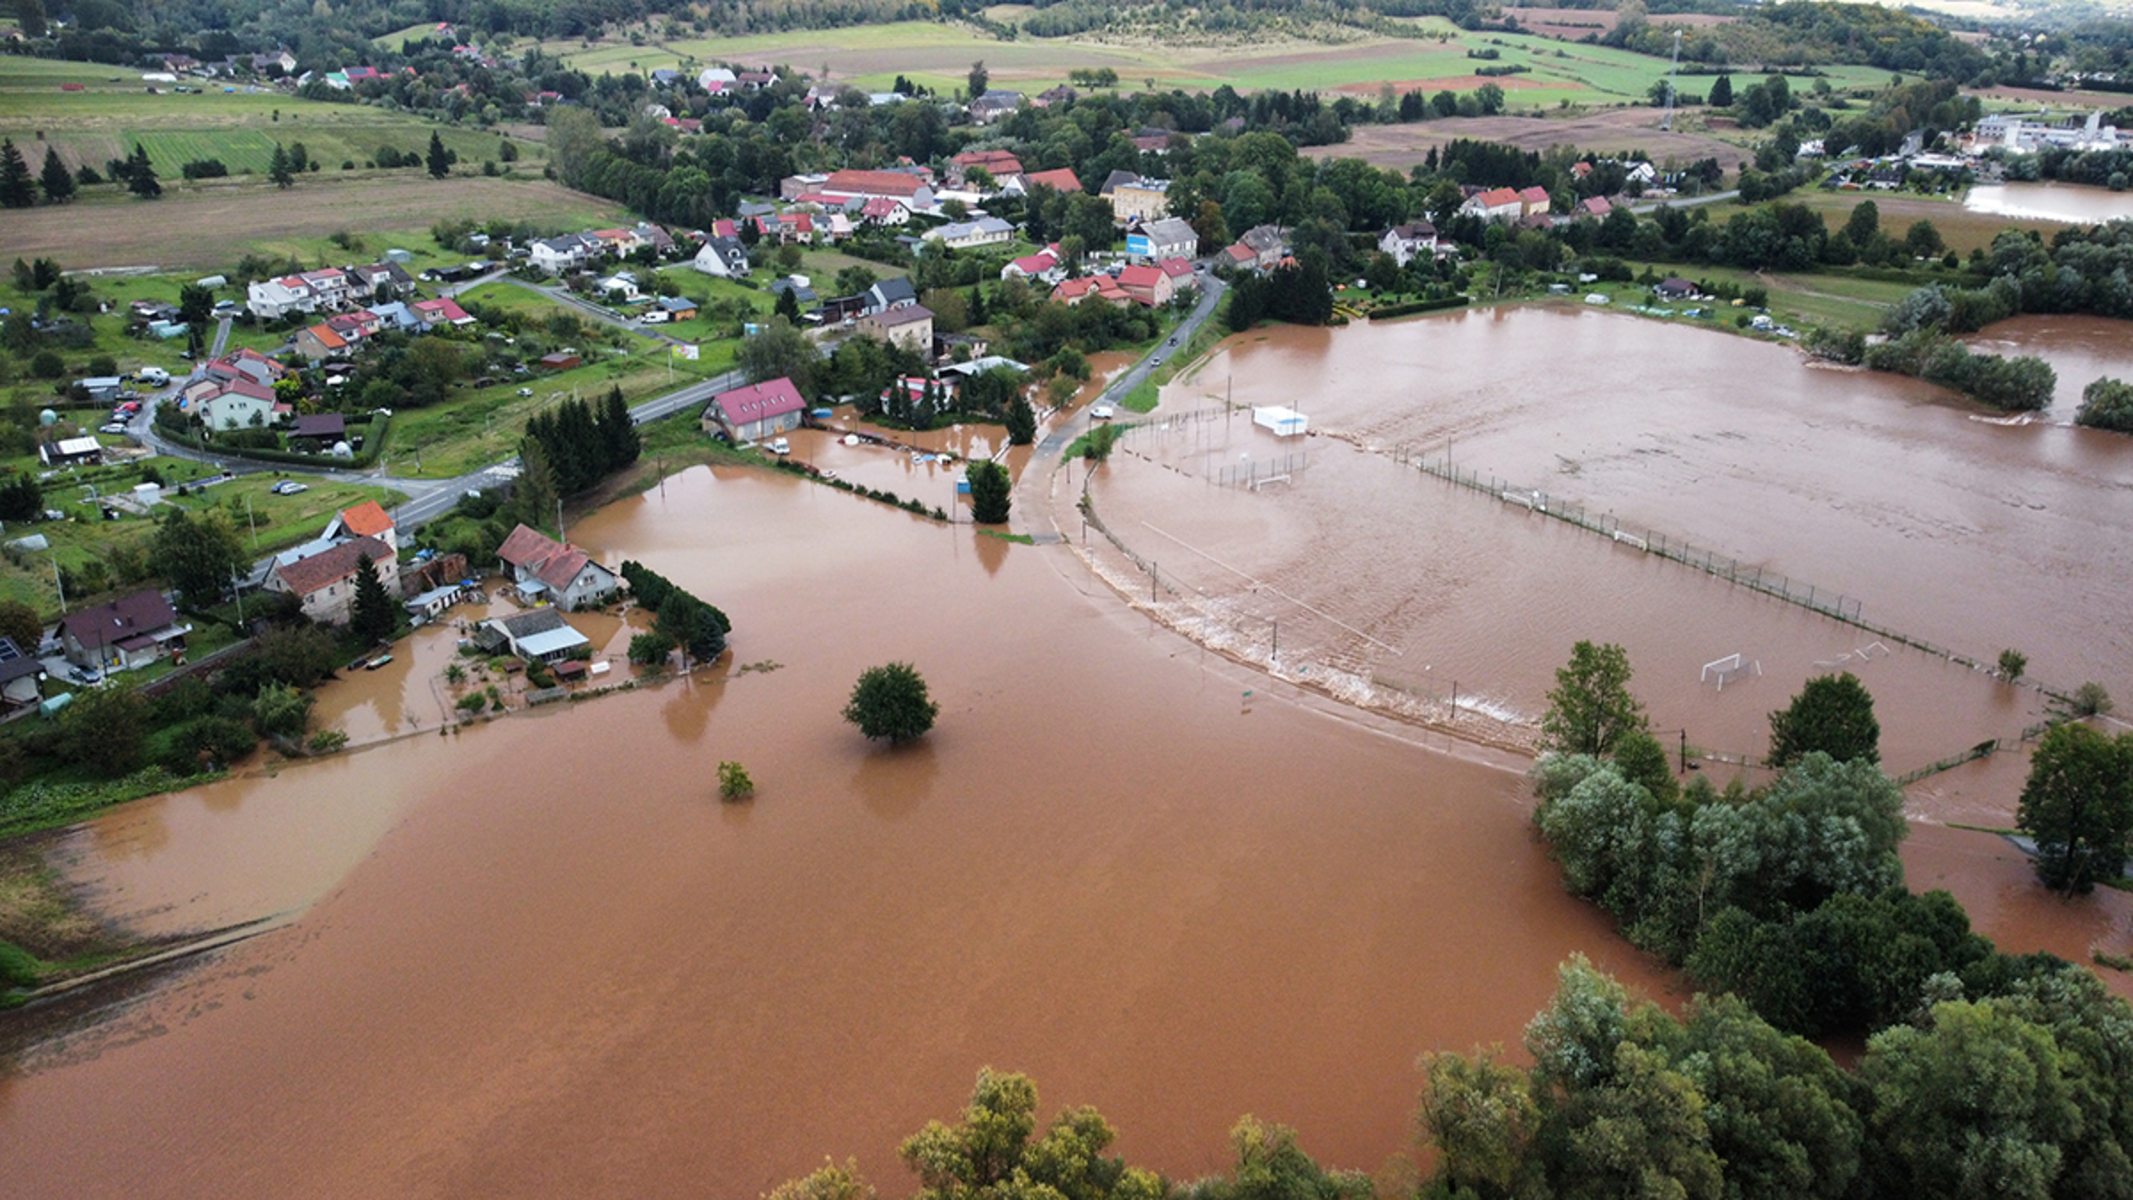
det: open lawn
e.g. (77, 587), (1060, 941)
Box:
(0, 176), (628, 270)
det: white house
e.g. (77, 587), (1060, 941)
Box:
(530, 234), (598, 275)
(496, 524), (620, 611)
(246, 277), (315, 320)
(1126, 216), (1198, 263)
(926, 216), (1015, 250)
(693, 236), (751, 279)
(1378, 222), (1440, 267)
(199, 380), (277, 431)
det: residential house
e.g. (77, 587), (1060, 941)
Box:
(1052, 275), (1134, 307)
(289, 413), (347, 448)
(1126, 216), (1198, 262)
(246, 276), (316, 320)
(753, 211), (815, 244)
(1023, 167), (1083, 194)
(539, 351), (581, 370)
(693, 236), (752, 279)
(1035, 85), (1077, 108)
(702, 377), (807, 443)
(593, 273), (644, 303)
(1157, 257), (1197, 290)
(1101, 173), (1171, 224)
(1378, 222), (1440, 267)
(768, 279), (818, 311)
(297, 267), (352, 307)
(1003, 243), (1064, 283)
(859, 196), (911, 226)
(634, 222), (676, 255)
(264, 535), (399, 626)
(1217, 242), (1259, 272)
(530, 233), (599, 275)
(951, 148), (1024, 186)
(969, 89), (1024, 124)
(485, 608), (591, 664)
(865, 277), (919, 315)
(697, 66), (737, 91)
(926, 217), (1015, 250)
(854, 304), (935, 352)
(1577, 196), (1614, 219)
(1235, 225), (1291, 271)
(60, 590), (190, 672)
(496, 524), (620, 611)
(657, 296), (699, 321)
(348, 261), (417, 301)
(200, 378), (278, 431)
(411, 297), (475, 328)
(0, 638), (43, 711)
(1460, 187), (1524, 223)
(591, 227), (647, 257)
(323, 500), (397, 553)
(1115, 264), (1174, 307)
(366, 301), (422, 334)
(210, 348), (288, 387)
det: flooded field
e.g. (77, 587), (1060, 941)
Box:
(1, 465), (1671, 1199)
(1162, 308), (2133, 717)
(1965, 313), (2133, 422)
(5, 303), (2131, 1196)
(1963, 181), (2133, 225)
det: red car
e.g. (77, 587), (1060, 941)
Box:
(115, 401), (142, 415)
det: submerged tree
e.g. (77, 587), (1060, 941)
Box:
(843, 662), (939, 746)
(2016, 722), (2132, 894)
(968, 460), (1011, 524)
(1540, 641), (1648, 757)
(1767, 672), (1881, 767)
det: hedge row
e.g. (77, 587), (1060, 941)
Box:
(158, 412), (393, 470)
(1368, 295), (1472, 320)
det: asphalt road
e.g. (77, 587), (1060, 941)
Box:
(1037, 268), (1228, 462)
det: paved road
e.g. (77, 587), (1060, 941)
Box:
(1626, 189), (1740, 215)
(1037, 268), (1228, 463)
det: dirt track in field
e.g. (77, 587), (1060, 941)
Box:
(0, 176), (625, 269)
(1305, 109), (1751, 172)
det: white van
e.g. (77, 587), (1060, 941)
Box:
(135, 366), (170, 387)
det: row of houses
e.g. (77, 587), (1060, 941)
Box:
(1052, 258), (1196, 308)
(528, 222), (680, 275)
(247, 260), (417, 320)
(293, 296), (473, 361)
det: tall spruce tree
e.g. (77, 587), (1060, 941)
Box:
(127, 144), (161, 199)
(269, 143), (294, 189)
(38, 146), (74, 204)
(0, 138), (34, 208)
(426, 131), (451, 179)
(350, 554), (396, 644)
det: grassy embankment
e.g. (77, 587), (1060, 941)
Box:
(1120, 309), (1228, 413)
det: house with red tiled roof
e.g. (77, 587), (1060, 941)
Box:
(1517, 185), (1553, 217)
(1023, 167), (1082, 194)
(411, 297), (474, 327)
(1052, 275), (1134, 307)
(265, 536), (398, 626)
(858, 196), (910, 226)
(1156, 257), (1197, 284)
(1460, 187), (1525, 223)
(701, 377), (807, 444)
(1115, 264), (1173, 307)
(1003, 243), (1064, 283)
(495, 525), (619, 611)
(325, 501), (397, 552)
(1577, 196), (1614, 218)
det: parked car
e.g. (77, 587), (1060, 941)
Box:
(768, 437), (791, 455)
(517, 387), (533, 397)
(1091, 404), (1116, 420)
(270, 481), (308, 495)
(99, 422), (127, 435)
(134, 366), (170, 387)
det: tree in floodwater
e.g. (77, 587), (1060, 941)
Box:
(1767, 672), (1880, 768)
(1540, 640), (1648, 757)
(842, 662), (938, 745)
(967, 460), (1010, 524)
(2016, 722), (2132, 894)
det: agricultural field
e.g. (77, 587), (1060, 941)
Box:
(539, 18), (1910, 111)
(0, 175), (628, 270)
(1308, 108), (1756, 173)
(0, 58), (531, 181)
(1793, 188), (2063, 256)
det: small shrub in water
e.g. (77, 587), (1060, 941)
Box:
(717, 760), (754, 801)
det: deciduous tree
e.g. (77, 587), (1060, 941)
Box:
(1540, 640), (1648, 757)
(1768, 672), (1881, 767)
(2016, 722), (2132, 894)
(843, 661), (939, 745)
(148, 507), (246, 609)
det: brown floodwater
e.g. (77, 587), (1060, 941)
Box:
(1965, 313), (2133, 423)
(1181, 308), (2133, 714)
(1963, 181), (2133, 225)
(0, 464), (1674, 1198)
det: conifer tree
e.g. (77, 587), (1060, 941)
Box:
(38, 146), (74, 204)
(127, 144), (161, 199)
(0, 139), (34, 208)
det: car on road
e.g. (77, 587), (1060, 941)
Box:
(116, 401), (141, 415)
(98, 422), (127, 435)
(270, 481), (308, 495)
(1167, 335), (1179, 346)
(1091, 404), (1115, 420)
(134, 366), (170, 387)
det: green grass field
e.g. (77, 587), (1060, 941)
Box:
(0, 56), (541, 182)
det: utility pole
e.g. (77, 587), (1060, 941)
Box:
(556, 497), (566, 543)
(51, 550), (66, 615)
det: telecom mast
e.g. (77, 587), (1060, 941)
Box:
(1660, 29), (1684, 130)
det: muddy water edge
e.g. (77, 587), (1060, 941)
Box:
(0, 463), (1671, 1199)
